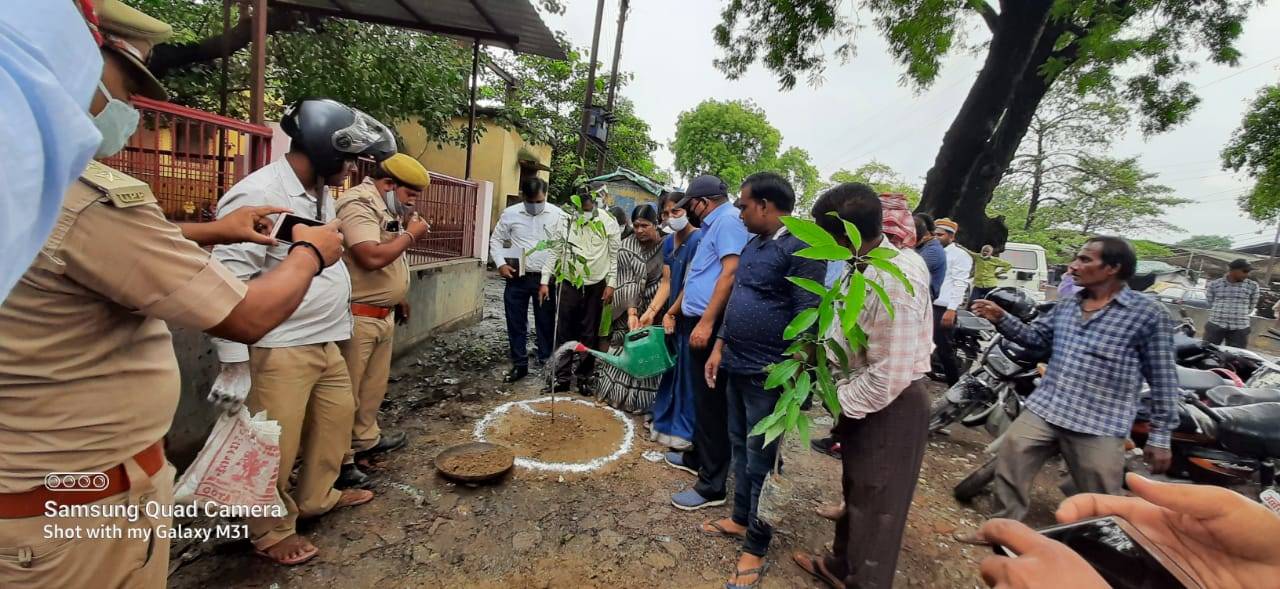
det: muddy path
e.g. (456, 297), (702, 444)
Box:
(168, 275), (1067, 588)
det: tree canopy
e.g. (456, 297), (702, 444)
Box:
(1177, 235), (1235, 250)
(1222, 83), (1280, 221)
(711, 0), (1258, 248)
(827, 161), (922, 208)
(771, 147), (821, 212)
(671, 99), (781, 189)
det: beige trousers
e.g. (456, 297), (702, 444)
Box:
(339, 315), (395, 463)
(993, 410), (1125, 521)
(0, 462), (175, 589)
(245, 342), (354, 550)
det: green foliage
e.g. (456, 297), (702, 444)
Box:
(1176, 235), (1235, 250)
(750, 215), (911, 447)
(671, 100), (782, 189)
(770, 147), (822, 212)
(1132, 240), (1174, 260)
(712, 0), (1256, 135)
(528, 198), (607, 288)
(138, 1), (472, 142)
(1222, 84), (1280, 221)
(1058, 156), (1190, 235)
(827, 161), (922, 208)
(493, 42), (662, 201)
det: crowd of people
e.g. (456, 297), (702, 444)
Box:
(5, 2), (1280, 588)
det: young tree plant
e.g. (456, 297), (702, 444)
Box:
(751, 213), (913, 449)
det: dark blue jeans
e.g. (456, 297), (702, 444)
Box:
(503, 274), (556, 368)
(725, 370), (781, 557)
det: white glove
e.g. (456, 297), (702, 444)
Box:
(207, 361), (251, 414)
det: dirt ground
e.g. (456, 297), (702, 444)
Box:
(168, 275), (1068, 588)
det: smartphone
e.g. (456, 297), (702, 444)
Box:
(270, 213), (324, 244)
(998, 516), (1201, 589)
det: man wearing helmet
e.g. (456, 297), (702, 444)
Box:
(210, 98), (396, 565)
(0, 1), (347, 585)
(333, 154), (432, 489)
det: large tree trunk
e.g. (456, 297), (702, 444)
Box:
(915, 0), (1055, 219)
(951, 21), (1070, 250)
(149, 7), (312, 78)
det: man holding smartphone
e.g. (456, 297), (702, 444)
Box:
(333, 154), (432, 489)
(0, 3), (345, 586)
(211, 98), (397, 566)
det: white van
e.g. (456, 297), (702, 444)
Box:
(995, 242), (1049, 301)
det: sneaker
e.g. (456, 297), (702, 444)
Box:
(671, 488), (725, 511)
(335, 463), (372, 489)
(663, 452), (696, 476)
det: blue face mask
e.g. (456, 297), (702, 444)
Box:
(91, 82), (140, 158)
(524, 201), (545, 216)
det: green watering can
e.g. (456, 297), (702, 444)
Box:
(575, 326), (675, 379)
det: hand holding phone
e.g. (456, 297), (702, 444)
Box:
(289, 221), (344, 268)
(271, 213), (325, 245)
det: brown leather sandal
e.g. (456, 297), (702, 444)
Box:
(792, 552), (845, 589)
(333, 488), (374, 510)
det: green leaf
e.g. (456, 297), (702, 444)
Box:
(781, 215), (836, 247)
(750, 410), (785, 436)
(764, 359), (800, 390)
(787, 276), (828, 298)
(817, 373), (841, 418)
(798, 413), (810, 451)
(867, 258), (915, 296)
(783, 340), (809, 357)
(783, 308), (819, 340)
(865, 247), (898, 260)
(763, 421), (786, 448)
(793, 370), (812, 401)
(825, 339), (849, 369)
(786, 397), (800, 431)
(571, 194), (582, 210)
(841, 272), (866, 336)
(795, 245), (853, 261)
(847, 324), (868, 352)
(599, 305), (613, 337)
(866, 278), (895, 320)
(835, 213), (862, 252)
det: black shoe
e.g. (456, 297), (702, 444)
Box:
(578, 382), (595, 397)
(810, 437), (841, 459)
(503, 365), (529, 383)
(355, 430), (407, 460)
(336, 463), (372, 489)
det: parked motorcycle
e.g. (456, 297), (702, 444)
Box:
(929, 309), (996, 382)
(927, 287), (1048, 435)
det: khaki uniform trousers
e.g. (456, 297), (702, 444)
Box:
(245, 342), (354, 550)
(993, 410), (1125, 521)
(339, 315), (395, 464)
(0, 462), (175, 589)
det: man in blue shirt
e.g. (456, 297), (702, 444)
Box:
(970, 236), (1178, 521)
(663, 174), (751, 509)
(693, 173), (824, 587)
(913, 213), (947, 300)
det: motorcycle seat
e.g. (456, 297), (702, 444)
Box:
(1177, 366), (1228, 393)
(1213, 402), (1280, 459)
(1173, 333), (1207, 360)
(1206, 385), (1280, 407)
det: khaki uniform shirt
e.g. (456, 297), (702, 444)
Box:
(336, 178), (410, 308)
(0, 162), (247, 493)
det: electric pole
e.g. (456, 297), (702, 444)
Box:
(575, 0), (607, 162)
(596, 0), (630, 175)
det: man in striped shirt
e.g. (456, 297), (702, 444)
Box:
(1204, 258), (1260, 348)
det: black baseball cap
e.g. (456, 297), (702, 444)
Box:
(673, 174), (728, 207)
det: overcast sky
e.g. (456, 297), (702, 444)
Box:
(541, 1), (1280, 248)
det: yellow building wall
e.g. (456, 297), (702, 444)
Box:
(398, 116), (551, 229)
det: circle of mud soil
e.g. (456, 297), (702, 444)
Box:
(473, 397), (635, 472)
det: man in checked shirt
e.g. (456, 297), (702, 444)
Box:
(1204, 258), (1260, 348)
(970, 236), (1178, 522)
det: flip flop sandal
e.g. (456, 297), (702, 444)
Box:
(700, 519), (746, 539)
(793, 552), (845, 589)
(725, 561), (771, 589)
(254, 536), (319, 566)
(334, 489), (374, 510)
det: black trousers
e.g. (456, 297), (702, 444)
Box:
(932, 305), (960, 385)
(825, 380), (930, 588)
(1204, 322), (1250, 348)
(679, 315), (730, 500)
(503, 274), (557, 368)
(553, 280), (606, 386)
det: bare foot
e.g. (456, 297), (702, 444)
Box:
(256, 534), (318, 566)
(700, 517), (747, 538)
(730, 553), (767, 587)
(816, 501), (845, 521)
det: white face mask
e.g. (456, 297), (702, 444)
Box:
(91, 82), (140, 158)
(524, 201), (545, 216)
(384, 190), (400, 215)
(666, 215), (689, 232)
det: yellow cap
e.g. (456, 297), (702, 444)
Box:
(936, 218), (958, 233)
(380, 154), (431, 191)
(93, 0), (174, 100)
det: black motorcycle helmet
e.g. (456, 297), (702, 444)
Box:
(280, 99), (396, 177)
(986, 286), (1037, 322)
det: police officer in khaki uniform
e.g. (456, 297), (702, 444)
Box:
(0, 2), (344, 586)
(334, 154), (431, 488)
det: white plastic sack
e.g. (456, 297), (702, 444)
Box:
(174, 407), (286, 512)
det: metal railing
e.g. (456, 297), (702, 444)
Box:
(99, 96), (273, 222)
(338, 163), (479, 267)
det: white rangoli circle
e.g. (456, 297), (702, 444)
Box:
(473, 396), (635, 473)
